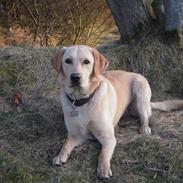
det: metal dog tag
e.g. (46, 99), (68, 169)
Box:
(70, 100), (79, 117)
(70, 110), (79, 117)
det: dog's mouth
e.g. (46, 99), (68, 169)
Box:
(70, 81), (81, 88)
(67, 86), (89, 100)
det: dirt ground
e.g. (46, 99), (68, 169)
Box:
(0, 39), (183, 182)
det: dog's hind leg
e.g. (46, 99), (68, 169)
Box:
(132, 76), (152, 135)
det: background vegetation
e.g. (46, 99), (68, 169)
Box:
(0, 0), (115, 47)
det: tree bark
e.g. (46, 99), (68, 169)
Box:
(106, 0), (152, 42)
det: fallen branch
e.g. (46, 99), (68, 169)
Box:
(144, 165), (166, 173)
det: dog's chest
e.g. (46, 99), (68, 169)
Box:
(63, 104), (93, 137)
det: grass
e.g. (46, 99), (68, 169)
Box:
(0, 153), (46, 183)
(99, 30), (183, 96)
(0, 32), (183, 182)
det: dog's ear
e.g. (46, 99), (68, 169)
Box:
(51, 48), (65, 74)
(92, 48), (109, 78)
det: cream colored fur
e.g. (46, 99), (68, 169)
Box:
(51, 45), (183, 179)
(151, 100), (183, 112)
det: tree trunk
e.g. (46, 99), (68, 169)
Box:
(106, 0), (152, 42)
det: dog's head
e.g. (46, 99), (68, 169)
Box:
(51, 45), (108, 96)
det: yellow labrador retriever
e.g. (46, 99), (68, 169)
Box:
(51, 45), (183, 179)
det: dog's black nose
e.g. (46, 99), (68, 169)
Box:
(70, 73), (81, 84)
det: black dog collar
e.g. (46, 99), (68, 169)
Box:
(66, 92), (95, 107)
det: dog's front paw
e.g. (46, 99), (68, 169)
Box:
(140, 126), (151, 135)
(97, 162), (112, 179)
(53, 155), (66, 166)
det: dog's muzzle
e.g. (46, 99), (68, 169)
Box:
(70, 73), (81, 86)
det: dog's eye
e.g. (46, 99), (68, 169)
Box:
(83, 59), (90, 65)
(65, 59), (72, 64)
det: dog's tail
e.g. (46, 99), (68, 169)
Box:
(151, 100), (183, 112)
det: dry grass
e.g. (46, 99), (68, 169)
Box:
(0, 35), (183, 183)
(99, 30), (183, 96)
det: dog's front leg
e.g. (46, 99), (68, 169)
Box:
(97, 135), (116, 179)
(53, 135), (84, 165)
(89, 121), (116, 179)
